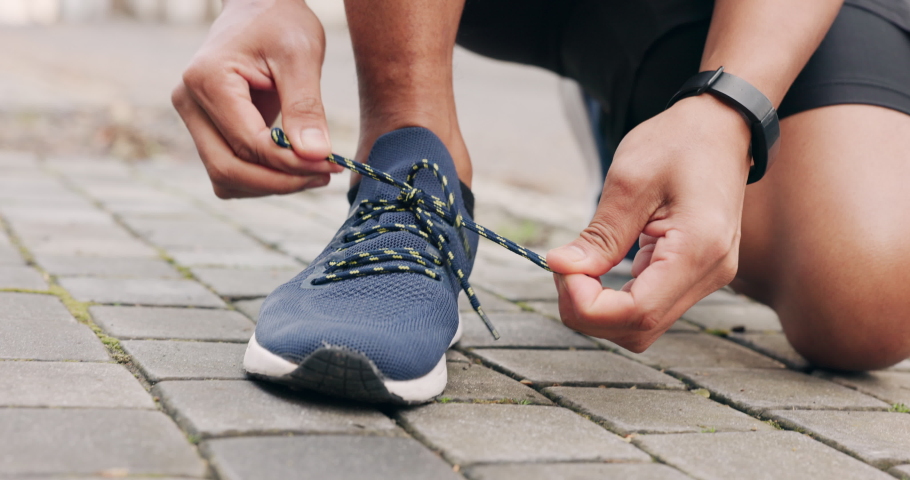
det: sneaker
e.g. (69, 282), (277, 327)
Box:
(244, 127), (483, 404)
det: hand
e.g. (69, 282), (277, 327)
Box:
(172, 0), (343, 199)
(547, 95), (752, 352)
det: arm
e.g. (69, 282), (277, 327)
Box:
(547, 0), (844, 351)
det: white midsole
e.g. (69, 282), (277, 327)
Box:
(242, 315), (463, 403)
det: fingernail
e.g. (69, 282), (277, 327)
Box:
(301, 128), (329, 152)
(556, 245), (587, 262)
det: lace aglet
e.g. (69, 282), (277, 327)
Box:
(477, 309), (500, 340)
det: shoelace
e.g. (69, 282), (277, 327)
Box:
(272, 127), (552, 339)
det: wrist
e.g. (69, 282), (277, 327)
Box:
(670, 94), (752, 153)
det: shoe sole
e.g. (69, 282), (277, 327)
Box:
(242, 316), (462, 405)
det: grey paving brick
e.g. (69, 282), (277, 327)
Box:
(398, 403), (650, 465)
(546, 387), (770, 435)
(190, 266), (297, 298)
(473, 349), (684, 389)
(458, 312), (597, 349)
(278, 240), (331, 264)
(892, 464), (910, 480)
(0, 265), (47, 290)
(0, 245), (24, 265)
(124, 218), (265, 250)
(439, 362), (552, 404)
(683, 302), (782, 333)
(0, 293), (109, 361)
(638, 431), (894, 480)
(729, 332), (811, 371)
(459, 288), (523, 313)
(769, 410), (910, 468)
(59, 277), (226, 307)
(13, 224), (160, 258)
(122, 340), (246, 382)
(474, 277), (558, 301)
(234, 297), (263, 322)
(168, 249), (301, 268)
(0, 361), (153, 409)
(0, 408), (206, 477)
(671, 368), (889, 415)
(598, 333), (784, 369)
(0, 206), (115, 225)
(35, 255), (181, 278)
(204, 435), (461, 480)
(523, 300), (560, 319)
(154, 380), (397, 438)
(91, 306), (253, 342)
(891, 359), (910, 372)
(465, 463), (692, 480)
(446, 349), (471, 362)
(824, 371), (910, 405)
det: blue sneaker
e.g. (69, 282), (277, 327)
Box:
(244, 127), (482, 403)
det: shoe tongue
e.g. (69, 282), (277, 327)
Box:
(347, 127), (463, 254)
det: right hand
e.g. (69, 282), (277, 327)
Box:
(172, 0), (343, 199)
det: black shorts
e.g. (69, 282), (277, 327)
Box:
(457, 1), (910, 159)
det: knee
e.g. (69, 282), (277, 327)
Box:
(775, 274), (910, 372)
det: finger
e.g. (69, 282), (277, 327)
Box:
(267, 49), (336, 164)
(631, 237), (657, 278)
(173, 85), (330, 198)
(182, 63), (336, 176)
(547, 174), (655, 276)
(559, 272), (637, 335)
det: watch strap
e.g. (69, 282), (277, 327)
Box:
(667, 67), (780, 184)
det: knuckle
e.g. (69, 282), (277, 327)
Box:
(284, 97), (324, 119)
(211, 184), (235, 199)
(579, 218), (624, 259)
(171, 85), (191, 111)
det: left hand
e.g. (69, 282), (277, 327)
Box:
(547, 95), (752, 352)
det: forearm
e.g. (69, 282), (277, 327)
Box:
(701, 0), (843, 106)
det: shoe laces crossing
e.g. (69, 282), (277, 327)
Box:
(272, 127), (552, 340)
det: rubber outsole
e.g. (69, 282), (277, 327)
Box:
(243, 317), (462, 405)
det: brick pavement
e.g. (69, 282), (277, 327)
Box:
(1, 151), (909, 479)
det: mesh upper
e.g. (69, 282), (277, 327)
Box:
(254, 127), (478, 381)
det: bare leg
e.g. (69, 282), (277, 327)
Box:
(344, 0), (471, 186)
(737, 104), (910, 370)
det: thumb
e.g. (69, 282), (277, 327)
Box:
(548, 187), (650, 276)
(271, 56), (333, 162)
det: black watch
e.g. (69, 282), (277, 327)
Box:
(666, 67), (780, 184)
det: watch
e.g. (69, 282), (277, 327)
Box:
(666, 66), (781, 184)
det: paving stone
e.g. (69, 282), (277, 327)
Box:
(824, 371), (910, 405)
(190, 266), (298, 298)
(769, 410), (910, 468)
(0, 265), (47, 290)
(459, 288), (523, 313)
(35, 255), (181, 278)
(671, 368), (889, 415)
(697, 288), (751, 305)
(59, 277), (226, 307)
(892, 465), (910, 479)
(91, 306), (254, 342)
(204, 435), (461, 480)
(0, 206), (115, 225)
(168, 249), (301, 268)
(234, 297), (263, 322)
(278, 240), (331, 264)
(465, 463), (692, 480)
(398, 403), (650, 465)
(458, 312), (597, 349)
(682, 302), (782, 333)
(597, 333), (784, 369)
(474, 277), (558, 301)
(523, 301), (560, 319)
(122, 340), (246, 382)
(0, 293), (109, 361)
(439, 362), (552, 404)
(729, 332), (811, 371)
(0, 361), (153, 409)
(0, 408), (206, 477)
(0, 245), (24, 265)
(546, 387), (770, 435)
(154, 380), (397, 438)
(890, 359), (910, 372)
(124, 218), (264, 250)
(473, 349), (684, 389)
(446, 349), (471, 362)
(636, 431), (892, 480)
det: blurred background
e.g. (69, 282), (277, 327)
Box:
(0, 0), (596, 248)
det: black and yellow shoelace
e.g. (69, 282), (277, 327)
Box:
(272, 127), (551, 340)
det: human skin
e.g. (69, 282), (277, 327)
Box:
(174, 0), (910, 370)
